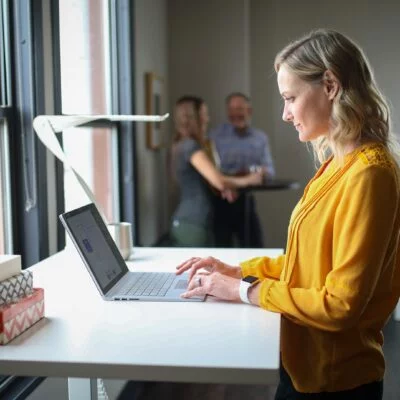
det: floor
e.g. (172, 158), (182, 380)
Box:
(118, 316), (400, 400)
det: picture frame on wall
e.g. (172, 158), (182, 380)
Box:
(145, 72), (164, 150)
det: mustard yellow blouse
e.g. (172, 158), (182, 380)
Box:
(241, 143), (400, 392)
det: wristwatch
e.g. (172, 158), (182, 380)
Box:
(239, 275), (260, 304)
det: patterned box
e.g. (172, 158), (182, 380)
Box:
(0, 288), (45, 345)
(0, 270), (33, 306)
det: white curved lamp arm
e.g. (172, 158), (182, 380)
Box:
(35, 113), (169, 133)
(32, 113), (169, 223)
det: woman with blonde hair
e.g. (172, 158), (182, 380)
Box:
(177, 30), (400, 399)
(170, 96), (263, 247)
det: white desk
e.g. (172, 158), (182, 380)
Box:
(0, 247), (282, 399)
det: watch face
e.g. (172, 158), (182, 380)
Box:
(243, 275), (258, 284)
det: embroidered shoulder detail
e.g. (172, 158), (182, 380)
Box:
(358, 144), (394, 171)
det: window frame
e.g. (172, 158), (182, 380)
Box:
(10, 0), (49, 266)
(1, 0), (138, 396)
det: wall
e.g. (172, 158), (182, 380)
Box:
(134, 0), (169, 245)
(168, 0), (250, 129)
(165, 0), (400, 249)
(250, 0), (400, 247)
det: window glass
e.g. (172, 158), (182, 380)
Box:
(0, 117), (12, 254)
(59, 0), (118, 223)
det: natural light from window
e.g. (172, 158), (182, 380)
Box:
(59, 0), (119, 224)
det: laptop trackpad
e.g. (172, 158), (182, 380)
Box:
(175, 279), (188, 290)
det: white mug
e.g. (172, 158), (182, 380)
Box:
(107, 222), (133, 260)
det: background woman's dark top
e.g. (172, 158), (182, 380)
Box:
(171, 138), (214, 246)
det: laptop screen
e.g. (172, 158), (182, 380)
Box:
(60, 204), (129, 294)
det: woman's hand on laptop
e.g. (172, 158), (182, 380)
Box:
(176, 256), (241, 282)
(181, 271), (241, 301)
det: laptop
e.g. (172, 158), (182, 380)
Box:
(59, 203), (205, 302)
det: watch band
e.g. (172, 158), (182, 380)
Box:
(239, 280), (252, 304)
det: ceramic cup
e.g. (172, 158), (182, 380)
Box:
(107, 222), (133, 260)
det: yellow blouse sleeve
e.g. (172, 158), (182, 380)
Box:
(240, 255), (285, 280)
(258, 165), (399, 331)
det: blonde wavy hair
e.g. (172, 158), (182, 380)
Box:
(274, 29), (399, 164)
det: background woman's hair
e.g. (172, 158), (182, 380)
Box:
(169, 96), (206, 183)
(173, 95), (205, 143)
(274, 29), (399, 164)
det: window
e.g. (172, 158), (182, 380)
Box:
(59, 0), (119, 223)
(1, 0), (137, 394)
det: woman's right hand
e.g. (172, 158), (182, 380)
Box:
(176, 256), (242, 281)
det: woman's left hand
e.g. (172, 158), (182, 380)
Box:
(181, 272), (241, 301)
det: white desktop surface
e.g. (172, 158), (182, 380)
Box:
(0, 247), (282, 385)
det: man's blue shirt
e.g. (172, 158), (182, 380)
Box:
(208, 123), (275, 177)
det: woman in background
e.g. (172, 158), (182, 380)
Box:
(170, 95), (263, 247)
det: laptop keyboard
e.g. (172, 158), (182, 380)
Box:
(121, 272), (176, 297)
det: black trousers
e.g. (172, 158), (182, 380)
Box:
(275, 364), (383, 400)
(213, 193), (263, 248)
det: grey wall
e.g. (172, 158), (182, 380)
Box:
(166, 0), (400, 248)
(168, 0), (250, 128)
(134, 0), (169, 246)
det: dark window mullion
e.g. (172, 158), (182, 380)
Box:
(49, 0), (65, 252)
(12, 0), (49, 266)
(31, 0), (49, 260)
(110, 0), (139, 245)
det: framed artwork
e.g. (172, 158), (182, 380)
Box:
(145, 72), (164, 150)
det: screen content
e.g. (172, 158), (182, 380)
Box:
(66, 209), (125, 290)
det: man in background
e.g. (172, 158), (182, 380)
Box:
(209, 92), (275, 248)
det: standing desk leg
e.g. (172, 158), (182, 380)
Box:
(394, 300), (400, 322)
(68, 378), (98, 400)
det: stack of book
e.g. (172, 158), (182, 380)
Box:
(0, 255), (45, 345)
